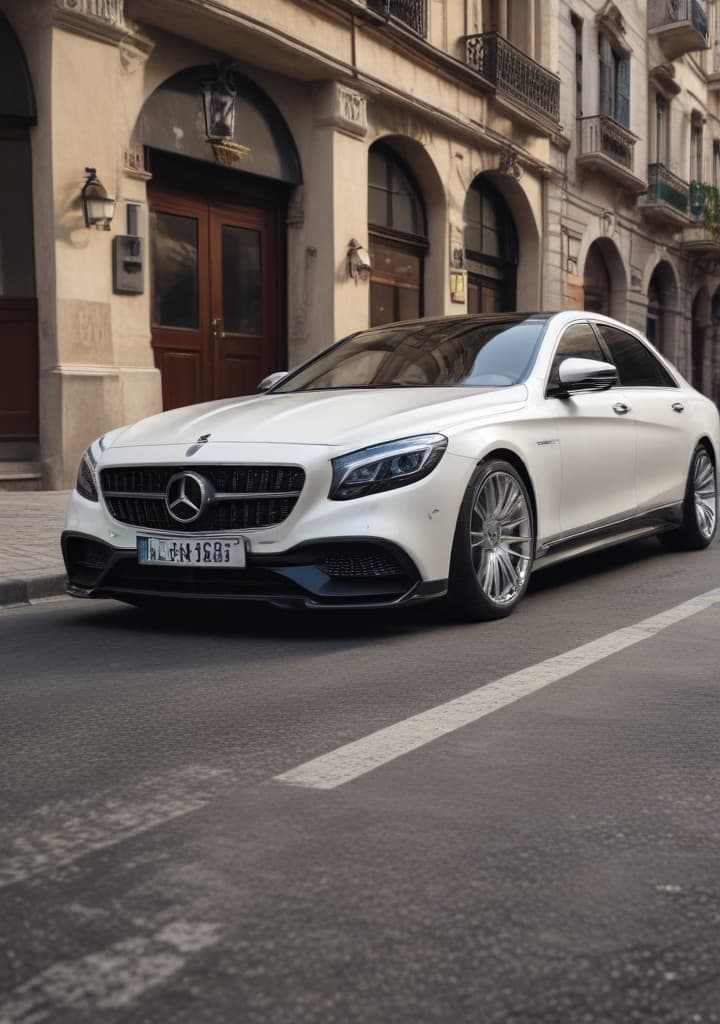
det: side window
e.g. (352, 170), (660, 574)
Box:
(596, 325), (677, 387)
(548, 323), (607, 390)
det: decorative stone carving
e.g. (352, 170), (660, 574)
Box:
(119, 25), (155, 72)
(498, 147), (522, 179)
(314, 82), (368, 137)
(54, 0), (127, 44)
(596, 1), (631, 56)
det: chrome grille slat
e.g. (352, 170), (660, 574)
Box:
(99, 465), (305, 532)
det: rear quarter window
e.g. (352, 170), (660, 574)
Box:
(596, 325), (677, 388)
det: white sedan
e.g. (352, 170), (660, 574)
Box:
(63, 312), (719, 620)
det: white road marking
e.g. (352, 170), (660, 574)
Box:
(0, 765), (229, 889)
(0, 920), (221, 1023)
(275, 588), (720, 790)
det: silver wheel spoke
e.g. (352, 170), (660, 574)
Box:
(471, 470), (533, 605)
(693, 454), (716, 539)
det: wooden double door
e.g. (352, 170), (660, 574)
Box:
(149, 186), (283, 410)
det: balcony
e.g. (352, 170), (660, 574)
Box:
(464, 33), (560, 128)
(641, 163), (690, 227)
(367, 0), (426, 36)
(576, 115), (645, 193)
(682, 181), (720, 254)
(648, 0), (708, 60)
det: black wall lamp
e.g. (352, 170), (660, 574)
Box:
(81, 167), (115, 231)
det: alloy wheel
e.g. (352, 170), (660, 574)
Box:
(694, 450), (717, 540)
(470, 471), (533, 605)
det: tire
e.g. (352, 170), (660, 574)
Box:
(445, 459), (535, 622)
(659, 444), (717, 552)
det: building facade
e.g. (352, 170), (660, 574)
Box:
(0, 0), (718, 489)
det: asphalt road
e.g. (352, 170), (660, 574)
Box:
(1, 536), (720, 1023)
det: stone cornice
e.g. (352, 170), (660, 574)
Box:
(53, 0), (127, 45)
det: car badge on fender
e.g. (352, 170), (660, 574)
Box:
(165, 471), (209, 524)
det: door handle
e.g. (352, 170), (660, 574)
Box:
(211, 317), (227, 340)
(672, 401), (685, 413)
(612, 402), (631, 415)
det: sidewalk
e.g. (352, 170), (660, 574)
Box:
(0, 490), (70, 606)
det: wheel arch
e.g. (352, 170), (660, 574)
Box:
(697, 435), (717, 465)
(477, 447), (538, 540)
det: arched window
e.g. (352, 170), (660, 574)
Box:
(368, 143), (427, 327)
(464, 177), (518, 313)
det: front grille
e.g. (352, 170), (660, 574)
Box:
(99, 465), (305, 532)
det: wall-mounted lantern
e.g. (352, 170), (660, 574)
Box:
(81, 168), (115, 231)
(347, 238), (372, 282)
(201, 64), (250, 167)
(202, 67), (237, 141)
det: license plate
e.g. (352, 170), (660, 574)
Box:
(137, 535), (246, 568)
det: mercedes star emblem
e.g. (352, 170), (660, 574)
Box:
(165, 471), (209, 524)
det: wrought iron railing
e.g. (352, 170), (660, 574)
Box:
(647, 163), (689, 213)
(648, 0), (708, 42)
(367, 0), (426, 36)
(464, 33), (560, 122)
(688, 180), (720, 230)
(577, 115), (635, 170)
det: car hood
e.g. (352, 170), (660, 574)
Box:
(108, 386), (528, 450)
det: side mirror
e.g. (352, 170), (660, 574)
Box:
(550, 357), (618, 397)
(257, 371), (288, 393)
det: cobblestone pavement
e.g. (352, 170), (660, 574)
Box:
(0, 491), (69, 601)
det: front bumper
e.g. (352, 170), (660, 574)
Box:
(62, 532), (447, 609)
(62, 442), (472, 609)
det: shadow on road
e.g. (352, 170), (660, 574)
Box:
(61, 535), (687, 644)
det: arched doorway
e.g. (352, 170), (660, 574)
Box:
(583, 242), (612, 314)
(691, 288), (711, 394)
(367, 142), (427, 327)
(646, 261), (679, 359)
(582, 238), (627, 319)
(134, 65), (301, 409)
(0, 12), (37, 443)
(464, 176), (518, 313)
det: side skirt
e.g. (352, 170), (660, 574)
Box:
(534, 503), (683, 571)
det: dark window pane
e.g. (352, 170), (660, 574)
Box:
(597, 325), (674, 386)
(549, 323), (606, 388)
(0, 137), (34, 296)
(222, 225), (261, 335)
(150, 212), (198, 329)
(367, 146), (424, 234)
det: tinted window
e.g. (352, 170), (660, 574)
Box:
(597, 325), (677, 387)
(275, 317), (547, 391)
(548, 323), (607, 390)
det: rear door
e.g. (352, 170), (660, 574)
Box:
(594, 323), (691, 513)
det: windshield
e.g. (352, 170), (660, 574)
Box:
(275, 316), (548, 392)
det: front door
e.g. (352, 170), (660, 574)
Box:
(149, 187), (282, 410)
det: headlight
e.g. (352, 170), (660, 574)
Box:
(329, 434), (448, 501)
(75, 436), (105, 502)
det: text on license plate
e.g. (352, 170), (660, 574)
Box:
(137, 536), (246, 567)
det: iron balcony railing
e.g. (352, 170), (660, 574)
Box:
(648, 0), (708, 42)
(577, 115), (635, 171)
(464, 32), (560, 122)
(689, 180), (720, 221)
(647, 163), (689, 213)
(367, 0), (426, 36)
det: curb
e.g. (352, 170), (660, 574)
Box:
(0, 573), (68, 608)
